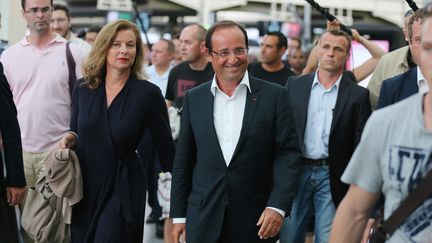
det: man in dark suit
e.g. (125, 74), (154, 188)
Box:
(374, 9), (427, 109)
(0, 62), (26, 243)
(377, 66), (427, 109)
(280, 30), (371, 243)
(170, 20), (301, 243)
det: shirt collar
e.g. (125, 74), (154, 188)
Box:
(20, 33), (67, 47)
(69, 33), (78, 42)
(417, 66), (429, 93)
(210, 70), (251, 97)
(312, 70), (342, 90)
(417, 66), (425, 84)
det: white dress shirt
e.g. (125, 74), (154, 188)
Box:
(211, 73), (250, 165)
(69, 34), (91, 57)
(417, 66), (429, 94)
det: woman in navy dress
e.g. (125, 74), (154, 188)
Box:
(59, 20), (174, 242)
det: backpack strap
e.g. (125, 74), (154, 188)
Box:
(66, 42), (77, 96)
(371, 169), (432, 241)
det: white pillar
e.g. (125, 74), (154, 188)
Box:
(1, 0), (27, 45)
(303, 3), (311, 45)
(270, 1), (277, 20)
(200, 0), (212, 27)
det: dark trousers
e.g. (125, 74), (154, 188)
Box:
(218, 207), (230, 243)
(146, 155), (162, 218)
(216, 206), (277, 243)
(0, 195), (19, 243)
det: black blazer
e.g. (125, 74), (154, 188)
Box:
(377, 67), (418, 109)
(170, 76), (301, 243)
(0, 62), (25, 198)
(285, 73), (371, 206)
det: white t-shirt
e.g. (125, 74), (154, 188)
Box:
(342, 93), (432, 243)
(145, 65), (171, 96)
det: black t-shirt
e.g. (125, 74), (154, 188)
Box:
(165, 62), (214, 109)
(248, 62), (296, 86)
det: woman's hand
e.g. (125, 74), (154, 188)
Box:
(59, 132), (77, 149)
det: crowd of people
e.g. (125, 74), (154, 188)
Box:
(1, 0), (432, 242)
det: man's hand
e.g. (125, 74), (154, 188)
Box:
(172, 223), (186, 243)
(256, 208), (283, 239)
(6, 186), (25, 206)
(361, 218), (376, 243)
(351, 29), (362, 43)
(326, 19), (341, 31)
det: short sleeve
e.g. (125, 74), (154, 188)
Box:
(341, 111), (386, 193)
(165, 68), (176, 101)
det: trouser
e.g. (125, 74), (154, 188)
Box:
(146, 155), (163, 219)
(0, 195), (20, 243)
(21, 150), (49, 243)
(22, 151), (49, 187)
(279, 165), (336, 243)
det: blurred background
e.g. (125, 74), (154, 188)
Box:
(2, 0), (432, 49)
(1, 0), (431, 85)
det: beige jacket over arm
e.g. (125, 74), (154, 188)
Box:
(367, 46), (410, 109)
(44, 148), (83, 224)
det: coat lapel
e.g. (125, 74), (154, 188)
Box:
(204, 84), (226, 165)
(297, 74), (314, 145)
(230, 76), (259, 163)
(101, 84), (120, 159)
(330, 77), (351, 134)
(405, 68), (419, 95)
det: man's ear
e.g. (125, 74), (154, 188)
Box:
(279, 47), (287, 57)
(403, 28), (409, 42)
(200, 41), (207, 54)
(169, 52), (175, 61)
(206, 49), (212, 63)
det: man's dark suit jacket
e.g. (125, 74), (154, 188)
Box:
(377, 67), (418, 109)
(170, 76), (301, 243)
(0, 62), (26, 243)
(285, 73), (371, 206)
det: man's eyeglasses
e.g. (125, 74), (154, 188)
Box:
(209, 48), (248, 58)
(24, 7), (52, 16)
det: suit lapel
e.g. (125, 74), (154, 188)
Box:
(330, 77), (351, 134)
(230, 77), (259, 163)
(406, 68), (419, 94)
(204, 84), (226, 164)
(297, 74), (314, 145)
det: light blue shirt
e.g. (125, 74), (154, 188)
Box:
(303, 72), (342, 159)
(145, 65), (171, 96)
